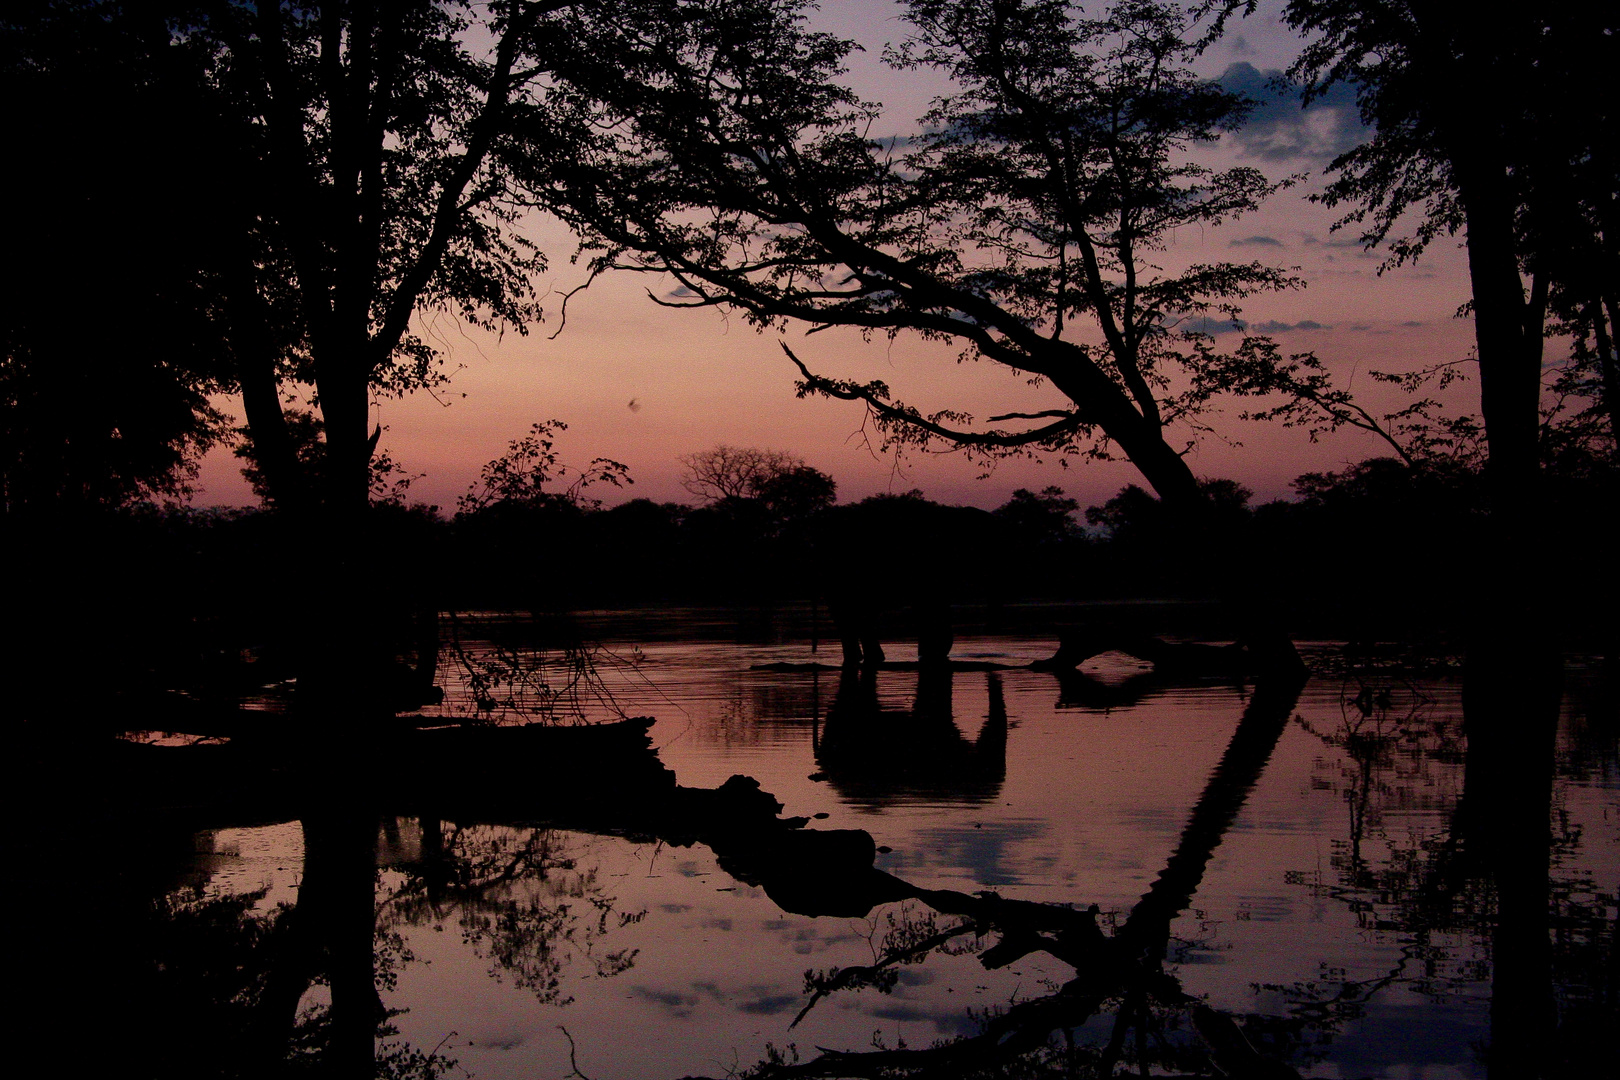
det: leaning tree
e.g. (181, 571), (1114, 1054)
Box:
(545, 0), (1299, 514)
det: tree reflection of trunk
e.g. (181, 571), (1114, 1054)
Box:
(1464, 646), (1561, 1080)
(771, 671), (1307, 1078)
(301, 810), (381, 1077)
(419, 814), (451, 909)
(251, 811), (383, 1076)
(815, 668), (1008, 807)
(1122, 672), (1307, 959)
(912, 661), (951, 719)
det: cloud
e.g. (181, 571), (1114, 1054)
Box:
(1179, 315), (1249, 336)
(1229, 235), (1283, 247)
(1216, 63), (1367, 162)
(632, 986), (700, 1018)
(1250, 319), (1331, 332)
(1401, 320), (1424, 327)
(1301, 232), (1364, 249)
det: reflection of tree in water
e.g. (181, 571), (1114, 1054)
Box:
(813, 669), (1007, 808)
(1263, 674), (1616, 1072)
(94, 878), (459, 1079)
(1278, 682), (1494, 1017)
(380, 823), (643, 1005)
(680, 674), (1313, 1079)
(684, 666), (1614, 1079)
(86, 818), (644, 1078)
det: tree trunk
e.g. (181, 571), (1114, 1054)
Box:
(1428, 19), (1549, 642)
(295, 360), (390, 739)
(301, 812), (381, 1077)
(1461, 644), (1561, 1080)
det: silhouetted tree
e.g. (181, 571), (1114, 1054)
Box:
(4, 1), (629, 727)
(1280, 2), (1618, 601)
(1, 3), (235, 517)
(547, 0), (1301, 514)
(993, 486), (1082, 546)
(457, 420), (631, 516)
(187, 1), (591, 522)
(679, 445), (810, 503)
(752, 464), (838, 522)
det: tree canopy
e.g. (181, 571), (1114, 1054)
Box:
(1282, 1), (1618, 500)
(1, 2), (237, 516)
(544, 0), (1301, 509)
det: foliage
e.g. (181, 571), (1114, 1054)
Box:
(755, 464), (839, 520)
(187, 0), (583, 508)
(547, 0), (1304, 504)
(234, 409), (423, 507)
(992, 486), (1082, 546)
(1281, 0), (1617, 508)
(0, 346), (229, 513)
(1086, 476), (1251, 539)
(0, 2), (235, 515)
(680, 445), (813, 503)
(457, 420), (632, 516)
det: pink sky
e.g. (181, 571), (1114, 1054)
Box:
(191, 1), (1480, 513)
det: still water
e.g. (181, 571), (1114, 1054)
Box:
(186, 614), (1615, 1078)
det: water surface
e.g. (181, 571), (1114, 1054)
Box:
(183, 615), (1617, 1077)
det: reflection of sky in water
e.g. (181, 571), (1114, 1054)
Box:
(882, 820), (1050, 885)
(177, 625), (1617, 1079)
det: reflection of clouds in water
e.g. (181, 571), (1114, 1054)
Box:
(821, 956), (982, 1036)
(633, 985), (702, 1018)
(633, 979), (802, 1019)
(865, 1001), (980, 1037)
(884, 820), (1050, 886)
(737, 990), (800, 1016)
(1321, 997), (1490, 1076)
(759, 918), (863, 956)
(470, 1031), (525, 1051)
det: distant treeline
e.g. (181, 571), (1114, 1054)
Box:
(10, 453), (1611, 676)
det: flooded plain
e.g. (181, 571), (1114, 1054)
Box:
(139, 613), (1616, 1078)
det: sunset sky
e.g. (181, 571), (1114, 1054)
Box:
(190, 0), (1481, 513)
